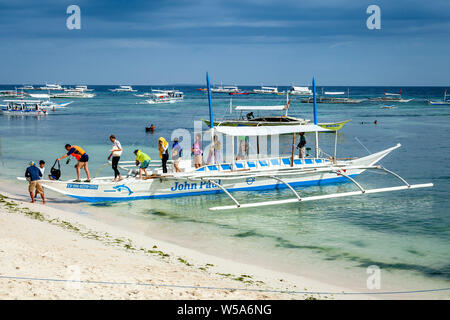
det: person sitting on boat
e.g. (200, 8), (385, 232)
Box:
(107, 134), (123, 182)
(25, 161), (45, 204)
(158, 137), (169, 174)
(191, 133), (203, 169)
(297, 132), (306, 159)
(171, 137), (183, 173)
(246, 112), (254, 120)
(57, 144), (91, 182)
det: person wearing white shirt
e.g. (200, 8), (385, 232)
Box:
(107, 134), (123, 182)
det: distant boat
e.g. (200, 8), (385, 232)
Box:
(289, 86), (312, 96)
(0, 99), (49, 116)
(301, 88), (364, 104)
(229, 92), (250, 95)
(109, 85), (137, 92)
(17, 85), (34, 90)
(252, 86), (279, 94)
(28, 93), (51, 99)
(428, 90), (450, 105)
(210, 85), (239, 93)
(51, 91), (95, 98)
(381, 105), (396, 109)
(0, 89), (29, 98)
(38, 83), (64, 91)
(369, 90), (413, 103)
(144, 89), (184, 104)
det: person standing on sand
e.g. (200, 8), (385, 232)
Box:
(107, 134), (123, 182)
(35, 160), (46, 199)
(38, 160), (45, 176)
(25, 161), (45, 204)
(57, 144), (91, 182)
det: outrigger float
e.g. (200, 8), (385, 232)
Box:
(18, 74), (433, 210)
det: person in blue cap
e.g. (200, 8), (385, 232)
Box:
(25, 161), (45, 204)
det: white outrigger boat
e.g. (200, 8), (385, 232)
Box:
(144, 89), (184, 104)
(21, 75), (433, 210)
(428, 90), (450, 105)
(109, 85), (137, 92)
(369, 91), (413, 103)
(252, 86), (279, 94)
(1, 100), (49, 116)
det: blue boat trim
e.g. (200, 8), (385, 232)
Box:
(68, 174), (359, 203)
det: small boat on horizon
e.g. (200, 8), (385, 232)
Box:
(109, 85), (137, 92)
(144, 89), (184, 104)
(1, 99), (50, 116)
(38, 83), (65, 91)
(252, 86), (280, 94)
(289, 86), (312, 96)
(301, 88), (364, 104)
(369, 90), (413, 103)
(210, 85), (240, 93)
(428, 90), (450, 105)
(17, 85), (34, 90)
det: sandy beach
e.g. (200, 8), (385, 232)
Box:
(0, 184), (370, 300)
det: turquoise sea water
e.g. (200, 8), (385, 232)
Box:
(0, 85), (449, 298)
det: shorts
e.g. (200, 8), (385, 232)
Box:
(194, 154), (202, 165)
(140, 160), (150, 169)
(29, 180), (43, 193)
(79, 154), (89, 162)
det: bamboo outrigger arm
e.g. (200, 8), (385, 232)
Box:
(202, 178), (241, 208)
(269, 175), (302, 200)
(375, 166), (410, 187)
(332, 170), (366, 193)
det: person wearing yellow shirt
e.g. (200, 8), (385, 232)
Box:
(134, 149), (151, 179)
(158, 137), (169, 173)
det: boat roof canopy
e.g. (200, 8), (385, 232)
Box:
(235, 105), (286, 111)
(214, 124), (330, 136)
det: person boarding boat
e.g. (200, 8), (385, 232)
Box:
(57, 144), (91, 182)
(134, 149), (151, 179)
(158, 137), (169, 174)
(107, 134), (123, 182)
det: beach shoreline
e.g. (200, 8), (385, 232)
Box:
(0, 184), (372, 300)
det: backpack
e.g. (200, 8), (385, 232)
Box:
(50, 160), (61, 180)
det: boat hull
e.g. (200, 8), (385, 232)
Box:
(39, 169), (364, 202)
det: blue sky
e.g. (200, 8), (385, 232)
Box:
(0, 0), (448, 85)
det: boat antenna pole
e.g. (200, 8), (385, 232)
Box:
(206, 72), (215, 162)
(313, 77), (319, 158)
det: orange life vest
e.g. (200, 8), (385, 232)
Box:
(69, 145), (86, 160)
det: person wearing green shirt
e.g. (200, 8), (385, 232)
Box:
(134, 149), (151, 179)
